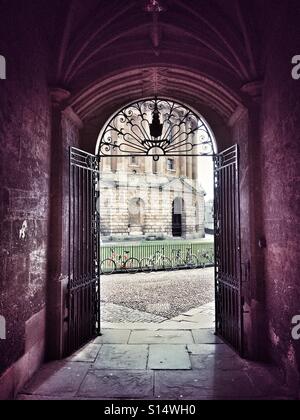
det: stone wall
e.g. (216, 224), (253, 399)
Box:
(259, 1), (300, 389)
(0, 2), (51, 398)
(100, 169), (206, 240)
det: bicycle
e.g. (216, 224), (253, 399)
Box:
(140, 247), (173, 273)
(100, 248), (140, 275)
(198, 248), (214, 268)
(172, 247), (198, 269)
(172, 249), (186, 269)
(184, 247), (199, 268)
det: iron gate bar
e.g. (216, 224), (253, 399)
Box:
(214, 145), (243, 355)
(67, 147), (101, 356)
(68, 140), (243, 356)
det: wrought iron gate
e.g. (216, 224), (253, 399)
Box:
(214, 145), (243, 354)
(67, 147), (101, 355)
(66, 98), (244, 356)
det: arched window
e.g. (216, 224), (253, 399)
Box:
(96, 98), (217, 159)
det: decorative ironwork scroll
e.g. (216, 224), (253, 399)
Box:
(97, 98), (216, 160)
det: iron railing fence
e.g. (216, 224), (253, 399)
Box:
(100, 242), (214, 274)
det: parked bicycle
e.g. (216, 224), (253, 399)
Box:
(100, 248), (140, 275)
(140, 247), (173, 272)
(198, 248), (214, 267)
(172, 247), (198, 269)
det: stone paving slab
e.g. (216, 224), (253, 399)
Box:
(154, 370), (213, 400)
(187, 344), (235, 356)
(242, 363), (293, 399)
(129, 330), (194, 344)
(171, 304), (215, 322)
(94, 345), (148, 370)
(22, 362), (90, 398)
(93, 329), (131, 344)
(102, 322), (203, 330)
(154, 369), (261, 400)
(191, 329), (223, 344)
(179, 301), (215, 317)
(77, 370), (154, 399)
(188, 344), (246, 371)
(161, 315), (214, 329)
(19, 341), (293, 400)
(101, 301), (215, 330)
(68, 343), (102, 363)
(101, 302), (166, 323)
(172, 313), (215, 324)
(148, 345), (191, 370)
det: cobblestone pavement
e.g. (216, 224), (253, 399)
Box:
(101, 267), (214, 322)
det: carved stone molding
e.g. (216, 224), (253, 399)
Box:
(241, 81), (263, 102)
(63, 106), (83, 129)
(50, 87), (71, 107)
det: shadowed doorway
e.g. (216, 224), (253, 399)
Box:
(172, 197), (184, 237)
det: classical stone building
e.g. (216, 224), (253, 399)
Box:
(100, 155), (206, 240)
(1, 0), (300, 401)
(205, 200), (214, 234)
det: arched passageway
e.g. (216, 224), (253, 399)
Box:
(1, 0), (300, 401)
(67, 97), (245, 358)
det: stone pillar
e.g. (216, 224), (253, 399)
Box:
(110, 129), (118, 173)
(156, 154), (165, 175)
(47, 88), (82, 360)
(192, 133), (198, 180)
(179, 123), (187, 177)
(144, 156), (153, 174)
(232, 80), (265, 361)
(102, 156), (111, 172)
(186, 122), (193, 179)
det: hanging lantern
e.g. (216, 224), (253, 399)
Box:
(149, 100), (163, 140)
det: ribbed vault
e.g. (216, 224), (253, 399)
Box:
(70, 66), (242, 123)
(48, 0), (265, 127)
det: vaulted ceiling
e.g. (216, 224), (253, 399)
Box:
(45, 0), (268, 124)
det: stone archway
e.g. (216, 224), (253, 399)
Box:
(66, 96), (245, 357)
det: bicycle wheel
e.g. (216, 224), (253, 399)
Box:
(140, 258), (154, 273)
(125, 258), (140, 274)
(173, 258), (185, 270)
(199, 252), (208, 268)
(186, 255), (199, 269)
(100, 259), (116, 275)
(161, 257), (174, 271)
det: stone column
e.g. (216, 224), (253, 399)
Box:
(192, 133), (198, 180)
(186, 122), (193, 179)
(232, 80), (265, 361)
(47, 88), (83, 360)
(144, 156), (153, 174)
(102, 156), (111, 172)
(158, 156), (165, 175)
(179, 122), (187, 177)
